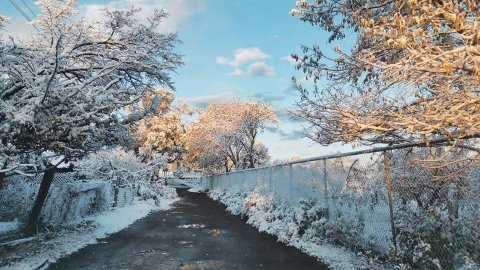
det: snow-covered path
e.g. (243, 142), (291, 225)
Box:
(48, 188), (330, 270)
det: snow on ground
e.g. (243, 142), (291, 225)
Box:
(207, 187), (387, 270)
(1, 197), (178, 270)
(167, 176), (204, 193)
(0, 220), (20, 236)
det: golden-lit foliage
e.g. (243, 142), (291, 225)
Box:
(352, 0), (480, 140)
(141, 88), (175, 114)
(136, 89), (192, 161)
(292, 0), (480, 148)
(185, 100), (277, 173)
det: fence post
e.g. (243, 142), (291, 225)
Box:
(288, 164), (293, 201)
(383, 151), (397, 255)
(0, 160), (7, 190)
(269, 166), (273, 193)
(323, 159), (329, 211)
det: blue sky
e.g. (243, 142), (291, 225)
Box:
(1, 0), (358, 160)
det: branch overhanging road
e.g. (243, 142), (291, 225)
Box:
(48, 188), (330, 270)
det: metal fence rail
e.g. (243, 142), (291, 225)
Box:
(200, 146), (480, 268)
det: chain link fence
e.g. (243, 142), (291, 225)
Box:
(29, 172), (79, 185)
(201, 147), (480, 268)
(0, 172), (135, 225)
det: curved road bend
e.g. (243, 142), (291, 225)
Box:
(49, 188), (330, 270)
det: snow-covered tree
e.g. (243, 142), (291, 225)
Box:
(291, 0), (480, 151)
(240, 101), (278, 167)
(135, 89), (192, 166)
(0, 0), (182, 234)
(185, 100), (276, 173)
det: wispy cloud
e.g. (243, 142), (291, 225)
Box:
(80, 0), (206, 32)
(279, 130), (304, 140)
(265, 126), (305, 141)
(184, 90), (236, 108)
(217, 47), (275, 77)
(253, 91), (285, 103)
(276, 108), (304, 123)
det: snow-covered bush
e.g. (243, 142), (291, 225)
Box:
(209, 187), (249, 215)
(173, 165), (188, 178)
(75, 147), (176, 208)
(138, 182), (177, 202)
(76, 147), (150, 185)
(394, 206), (480, 269)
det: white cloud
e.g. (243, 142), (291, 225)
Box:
(217, 47), (275, 77)
(215, 56), (229, 65)
(281, 55), (298, 65)
(184, 90), (236, 108)
(228, 47), (269, 67)
(80, 0), (206, 32)
(244, 62), (275, 77)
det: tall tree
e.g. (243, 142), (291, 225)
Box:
(185, 100), (276, 173)
(135, 88), (192, 166)
(0, 0), (182, 234)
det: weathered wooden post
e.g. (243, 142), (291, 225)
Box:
(383, 151), (397, 254)
(269, 166), (273, 193)
(323, 159), (329, 210)
(26, 165), (57, 236)
(0, 160), (6, 190)
(288, 164), (293, 200)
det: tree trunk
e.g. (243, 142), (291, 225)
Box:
(248, 131), (258, 168)
(113, 184), (119, 208)
(0, 160), (7, 190)
(248, 142), (255, 168)
(248, 156), (255, 168)
(383, 151), (397, 255)
(225, 158), (230, 173)
(0, 171), (4, 190)
(25, 166), (57, 236)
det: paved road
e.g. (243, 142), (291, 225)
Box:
(49, 188), (330, 270)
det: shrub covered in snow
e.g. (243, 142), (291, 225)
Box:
(75, 147), (152, 185)
(394, 206), (480, 269)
